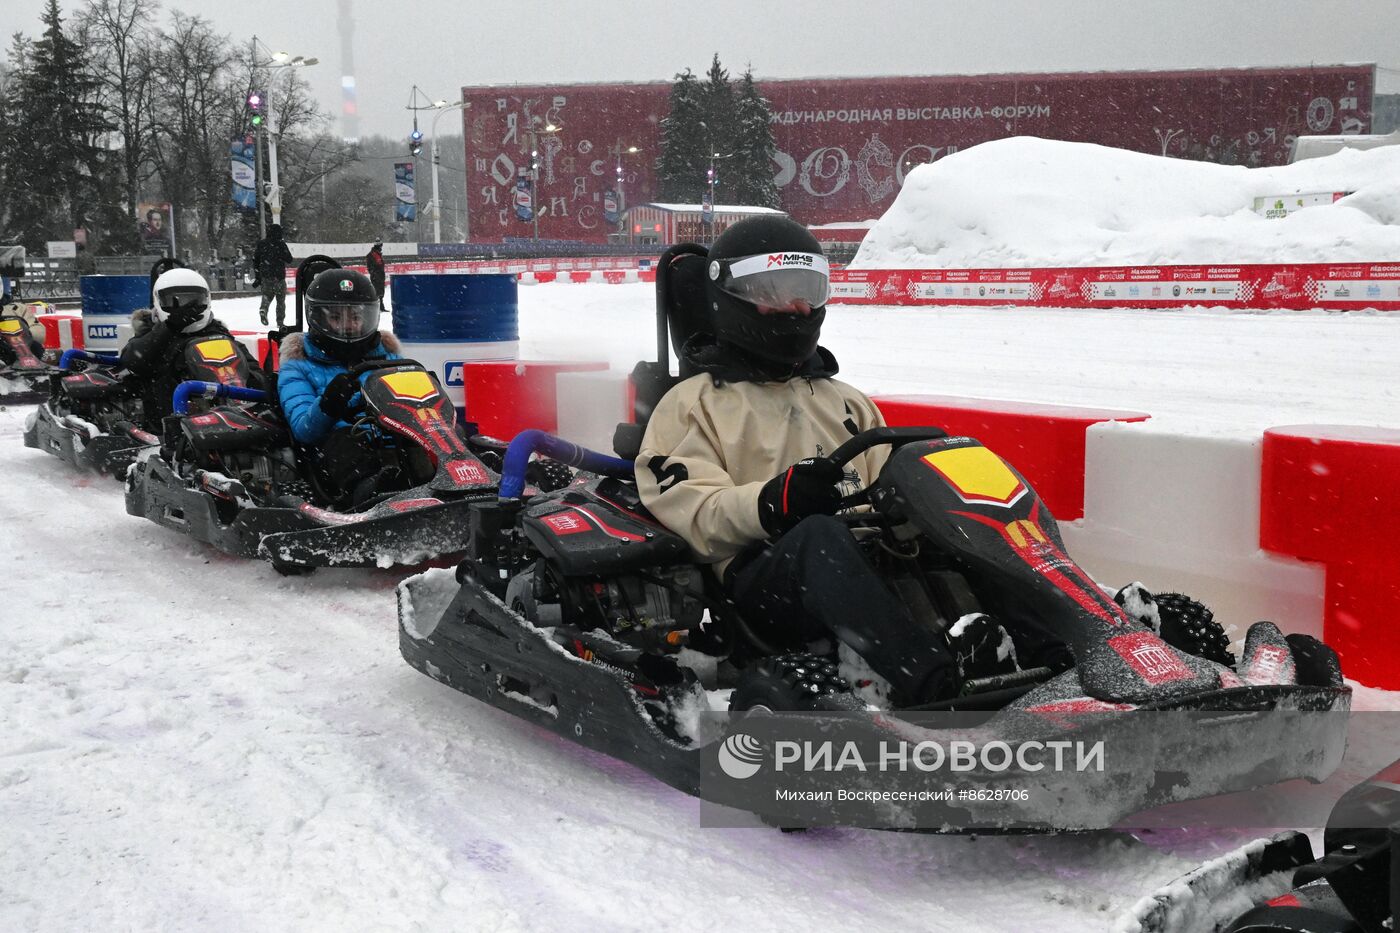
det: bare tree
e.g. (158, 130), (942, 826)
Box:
(80, 0), (159, 249)
(148, 12), (236, 254)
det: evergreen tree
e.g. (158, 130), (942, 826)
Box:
(730, 68), (780, 208)
(20, 0), (114, 250)
(700, 53), (735, 196)
(655, 56), (782, 210)
(655, 68), (707, 202)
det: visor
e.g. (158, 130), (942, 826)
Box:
(309, 299), (380, 343)
(709, 251), (830, 312)
(158, 286), (211, 313)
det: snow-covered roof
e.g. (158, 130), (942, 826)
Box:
(636, 203), (787, 215)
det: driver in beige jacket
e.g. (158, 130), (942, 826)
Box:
(636, 217), (980, 706)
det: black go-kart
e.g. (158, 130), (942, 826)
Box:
(21, 258), (249, 476)
(395, 243), (1350, 830)
(23, 335), (255, 476)
(1121, 757), (1398, 933)
(124, 357), (502, 574)
(124, 255), (515, 574)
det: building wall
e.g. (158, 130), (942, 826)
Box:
(461, 66), (1374, 243)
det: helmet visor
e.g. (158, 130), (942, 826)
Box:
(309, 300), (380, 343)
(712, 252), (830, 312)
(158, 286), (210, 314)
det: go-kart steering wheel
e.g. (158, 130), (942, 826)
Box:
(827, 426), (948, 512)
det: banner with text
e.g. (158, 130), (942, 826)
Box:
(394, 162), (416, 222)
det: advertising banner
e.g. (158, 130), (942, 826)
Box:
(514, 168), (534, 222)
(137, 202), (174, 256)
(461, 65), (1373, 241)
(394, 162), (416, 222)
(231, 137), (257, 211)
(828, 262), (1400, 311)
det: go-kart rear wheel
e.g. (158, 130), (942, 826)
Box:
(730, 653), (857, 712)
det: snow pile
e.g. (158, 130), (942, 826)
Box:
(851, 137), (1400, 269)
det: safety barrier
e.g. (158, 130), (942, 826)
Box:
(830, 263), (1400, 311)
(1260, 426), (1400, 688)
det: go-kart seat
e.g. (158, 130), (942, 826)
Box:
(613, 247), (712, 460)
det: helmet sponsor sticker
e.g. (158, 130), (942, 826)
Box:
(725, 252), (830, 279)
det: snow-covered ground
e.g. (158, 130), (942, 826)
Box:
(3, 283), (1398, 932)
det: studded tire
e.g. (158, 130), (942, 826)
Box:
(729, 652), (859, 712)
(1154, 592), (1236, 668)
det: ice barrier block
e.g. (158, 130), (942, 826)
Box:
(38, 313), (83, 351)
(458, 360), (609, 441)
(79, 275), (148, 351)
(391, 273), (520, 409)
(1065, 422), (1326, 648)
(872, 394), (1148, 520)
(554, 369), (634, 455)
(1261, 425), (1400, 689)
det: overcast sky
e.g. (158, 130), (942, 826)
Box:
(26, 0), (1400, 138)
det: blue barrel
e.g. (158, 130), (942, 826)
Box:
(80, 275), (149, 351)
(391, 273), (520, 408)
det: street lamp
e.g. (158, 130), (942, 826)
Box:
(524, 117), (561, 242)
(705, 150), (733, 243)
(612, 142), (640, 241)
(251, 36), (318, 232)
(428, 98), (468, 244)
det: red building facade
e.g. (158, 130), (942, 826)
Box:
(459, 65), (1374, 243)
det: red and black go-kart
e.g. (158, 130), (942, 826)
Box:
(0, 306), (60, 404)
(395, 243), (1351, 831)
(24, 334), (254, 477)
(124, 357), (504, 574)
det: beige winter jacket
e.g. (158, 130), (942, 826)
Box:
(636, 373), (889, 575)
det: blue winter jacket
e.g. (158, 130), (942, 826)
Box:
(277, 331), (402, 445)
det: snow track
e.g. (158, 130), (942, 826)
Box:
(3, 285), (1398, 931)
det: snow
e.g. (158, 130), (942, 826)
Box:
(852, 137), (1400, 269)
(3, 281), (1398, 931)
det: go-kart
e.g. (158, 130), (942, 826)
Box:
(395, 243), (1350, 830)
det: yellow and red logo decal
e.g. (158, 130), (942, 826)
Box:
(922, 445), (1026, 507)
(194, 338), (238, 364)
(381, 370), (438, 402)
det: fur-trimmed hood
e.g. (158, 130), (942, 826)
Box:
(130, 306), (155, 332)
(279, 330), (401, 363)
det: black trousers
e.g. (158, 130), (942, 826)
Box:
(321, 427), (386, 505)
(726, 515), (957, 703)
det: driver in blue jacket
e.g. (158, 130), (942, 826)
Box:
(278, 268), (402, 503)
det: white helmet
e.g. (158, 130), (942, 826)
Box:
(151, 268), (213, 334)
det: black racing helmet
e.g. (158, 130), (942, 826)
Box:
(705, 215), (830, 367)
(305, 268), (382, 362)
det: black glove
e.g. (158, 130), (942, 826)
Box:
(319, 372), (361, 422)
(164, 303), (204, 333)
(526, 457), (574, 492)
(757, 457), (844, 535)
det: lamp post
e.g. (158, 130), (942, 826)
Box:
(251, 38), (319, 228)
(428, 98), (468, 244)
(612, 142), (640, 242)
(705, 150), (733, 243)
(524, 117), (561, 242)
